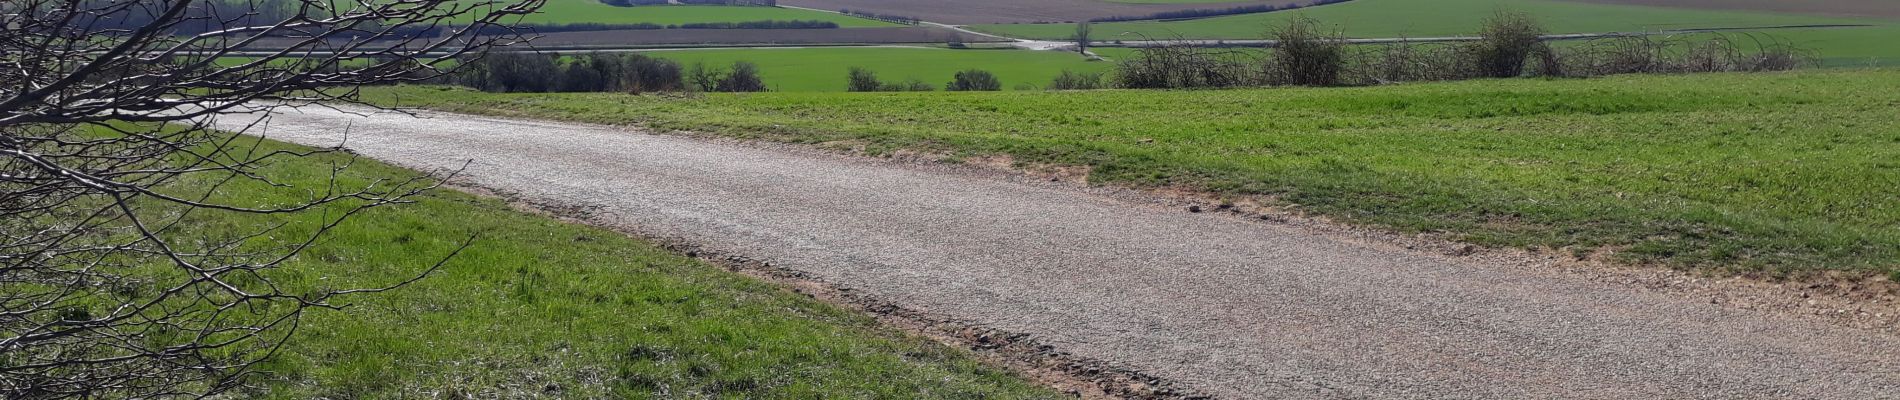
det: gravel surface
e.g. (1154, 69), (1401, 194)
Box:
(214, 107), (1900, 399)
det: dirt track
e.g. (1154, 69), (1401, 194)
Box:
(211, 107), (1900, 399)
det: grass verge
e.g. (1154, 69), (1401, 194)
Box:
(361, 69), (1900, 280)
(186, 134), (1054, 398)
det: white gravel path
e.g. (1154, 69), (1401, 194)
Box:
(213, 106), (1900, 399)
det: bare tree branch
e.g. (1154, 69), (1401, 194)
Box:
(0, 0), (540, 397)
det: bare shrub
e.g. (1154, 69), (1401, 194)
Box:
(885, 78), (937, 92)
(0, 0), (539, 397)
(848, 68), (935, 92)
(1529, 43), (1569, 78)
(1048, 70), (1108, 90)
(1266, 17), (1346, 86)
(1339, 40), (1477, 84)
(1115, 41), (1259, 89)
(1113, 15), (1816, 89)
(1466, 11), (1547, 78)
(1559, 33), (1817, 76)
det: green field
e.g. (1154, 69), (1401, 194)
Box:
(166, 135), (1051, 397)
(975, 0), (1900, 65)
(504, 0), (894, 27)
(364, 69), (1900, 279)
(642, 47), (1114, 91)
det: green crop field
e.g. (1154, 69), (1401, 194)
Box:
(641, 47), (1114, 92)
(159, 133), (1051, 397)
(364, 69), (1900, 279)
(501, 0), (894, 27)
(975, 0), (1900, 65)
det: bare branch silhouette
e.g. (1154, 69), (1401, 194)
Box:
(0, 0), (542, 397)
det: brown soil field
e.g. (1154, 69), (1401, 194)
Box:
(239, 27), (1003, 50)
(781, 0), (1310, 24)
(1559, 0), (1900, 19)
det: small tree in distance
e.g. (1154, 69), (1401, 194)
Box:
(1075, 21), (1094, 55)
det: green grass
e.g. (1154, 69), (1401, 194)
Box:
(362, 69), (1900, 279)
(641, 47), (1115, 92)
(975, 0), (1900, 65)
(162, 134), (1053, 398)
(501, 0), (894, 27)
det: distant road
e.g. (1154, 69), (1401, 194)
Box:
(211, 106), (1900, 399)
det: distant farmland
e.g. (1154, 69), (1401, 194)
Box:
(972, 0), (1884, 39)
(969, 0), (1900, 66)
(1560, 0), (1900, 19)
(523, 27), (1003, 47)
(780, 0), (1309, 24)
(638, 47), (1114, 92)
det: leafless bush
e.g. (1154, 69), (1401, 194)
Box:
(1559, 33), (1817, 76)
(1529, 43), (1568, 78)
(1115, 36), (1260, 89)
(0, 0), (541, 398)
(1265, 17), (1346, 86)
(1117, 18), (1816, 89)
(848, 67), (935, 92)
(1048, 70), (1108, 90)
(1343, 41), (1474, 84)
(1465, 11), (1547, 78)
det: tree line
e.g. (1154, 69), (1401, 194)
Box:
(444, 19), (839, 36)
(444, 53), (768, 93)
(839, 9), (922, 25)
(846, 68), (1004, 92)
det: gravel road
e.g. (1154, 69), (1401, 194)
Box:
(214, 107), (1900, 399)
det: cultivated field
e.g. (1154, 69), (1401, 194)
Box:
(510, 1), (894, 27)
(169, 133), (1057, 398)
(1560, 0), (1900, 19)
(779, 0), (1307, 24)
(638, 47), (1113, 91)
(365, 69), (1900, 278)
